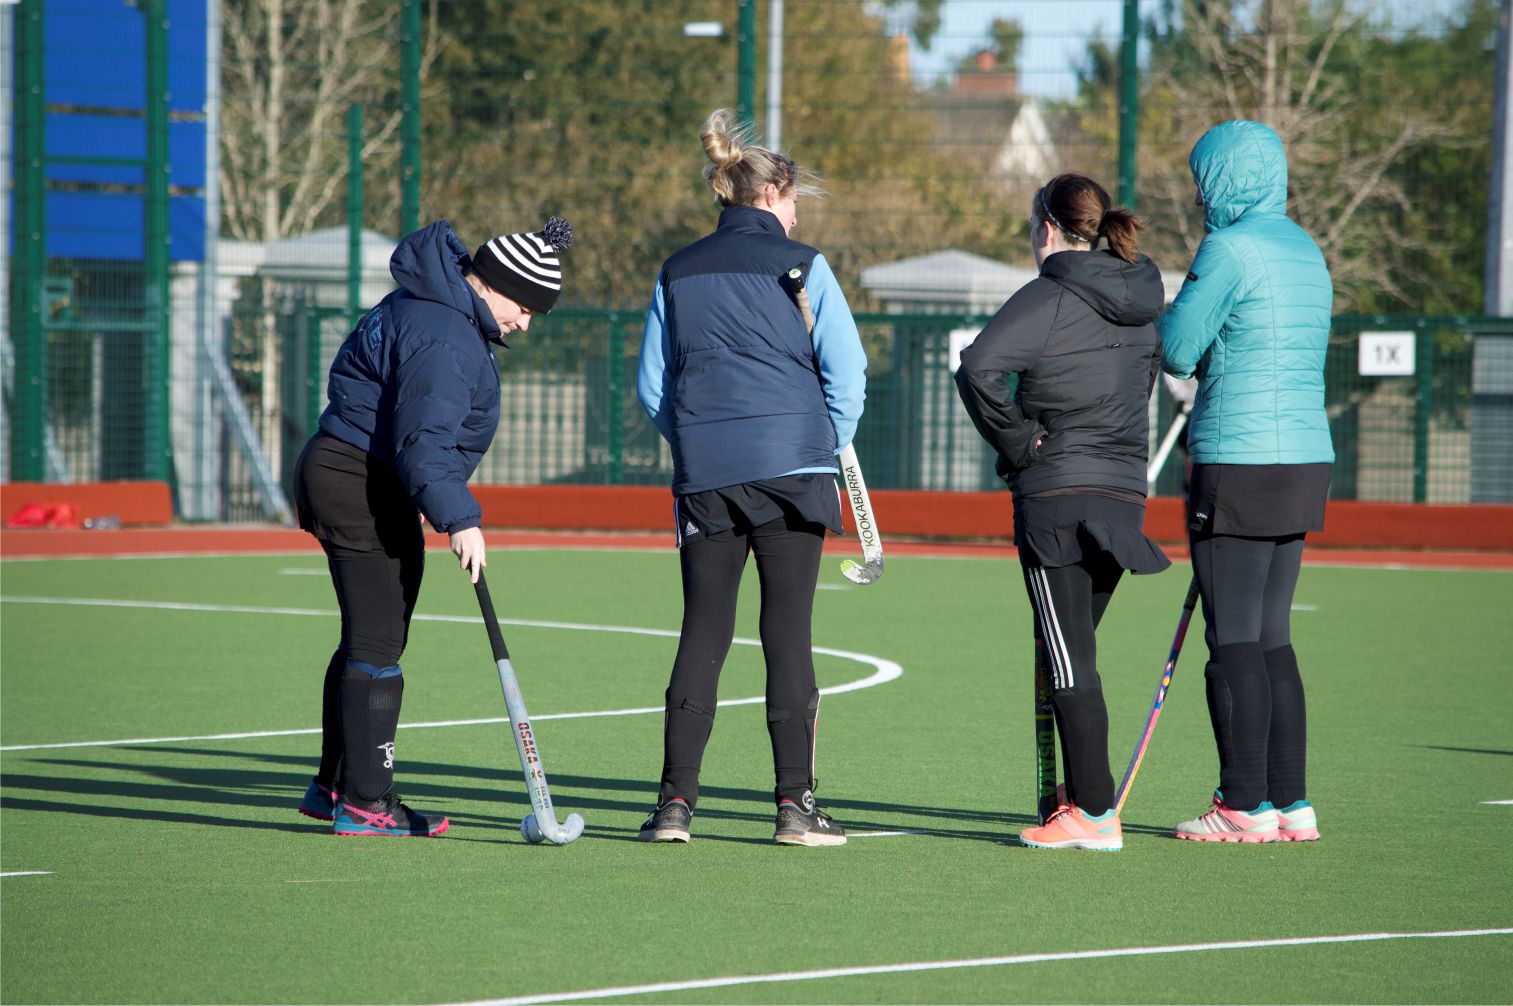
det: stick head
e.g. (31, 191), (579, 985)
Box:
(545, 812), (586, 845)
(840, 557), (883, 585)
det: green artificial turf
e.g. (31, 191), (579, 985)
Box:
(2, 549), (1511, 1004)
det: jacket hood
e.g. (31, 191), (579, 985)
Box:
(1041, 250), (1164, 326)
(389, 220), (503, 342)
(1190, 120), (1289, 231)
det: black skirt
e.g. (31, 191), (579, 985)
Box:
(294, 433), (423, 553)
(675, 473), (842, 546)
(1187, 463), (1332, 537)
(1013, 492), (1171, 573)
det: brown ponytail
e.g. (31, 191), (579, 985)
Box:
(1036, 173), (1144, 263)
(1099, 207), (1143, 264)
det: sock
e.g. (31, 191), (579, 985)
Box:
(768, 690), (820, 805)
(660, 692), (716, 808)
(1204, 643), (1271, 811)
(1264, 644), (1308, 807)
(338, 663), (404, 805)
(316, 647), (346, 789)
(1051, 687), (1114, 815)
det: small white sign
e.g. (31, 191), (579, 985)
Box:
(683, 21), (723, 37)
(948, 327), (978, 373)
(1358, 331), (1415, 376)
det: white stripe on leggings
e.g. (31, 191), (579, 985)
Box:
(1030, 566), (1074, 690)
(1025, 569), (1061, 688)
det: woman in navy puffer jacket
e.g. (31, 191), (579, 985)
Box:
(1159, 120), (1332, 844)
(292, 217), (572, 837)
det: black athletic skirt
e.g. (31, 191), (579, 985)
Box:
(1013, 492), (1171, 574)
(1187, 463), (1332, 537)
(674, 473), (843, 546)
(294, 433), (423, 553)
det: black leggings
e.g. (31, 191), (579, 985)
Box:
(659, 512), (826, 807)
(1188, 532), (1309, 810)
(1020, 555), (1125, 815)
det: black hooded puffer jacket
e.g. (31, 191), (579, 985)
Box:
(955, 249), (1164, 498)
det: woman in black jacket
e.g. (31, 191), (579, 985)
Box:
(956, 173), (1170, 851)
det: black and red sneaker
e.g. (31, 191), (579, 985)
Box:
(333, 794), (448, 837)
(774, 792), (846, 847)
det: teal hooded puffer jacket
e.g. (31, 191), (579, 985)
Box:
(1158, 120), (1335, 465)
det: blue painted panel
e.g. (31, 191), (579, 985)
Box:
(45, 0), (207, 112)
(170, 120), (206, 188)
(46, 114), (145, 186)
(49, 191), (207, 263)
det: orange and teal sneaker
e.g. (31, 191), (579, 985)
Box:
(1275, 800), (1320, 841)
(1019, 806), (1123, 852)
(1174, 794), (1279, 843)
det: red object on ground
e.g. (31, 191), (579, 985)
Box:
(0, 482), (172, 527)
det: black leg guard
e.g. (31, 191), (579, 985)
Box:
(660, 692), (716, 808)
(317, 646), (346, 789)
(1204, 642), (1271, 811)
(1050, 686), (1113, 816)
(338, 665), (404, 804)
(768, 690), (820, 805)
(1264, 644), (1308, 807)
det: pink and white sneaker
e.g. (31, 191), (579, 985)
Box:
(1020, 805), (1123, 852)
(1276, 800), (1321, 841)
(1174, 795), (1279, 843)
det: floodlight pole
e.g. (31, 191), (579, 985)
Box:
(766, 0), (784, 150)
(1117, 0), (1140, 209)
(737, 0), (756, 131)
(1487, 0), (1512, 316)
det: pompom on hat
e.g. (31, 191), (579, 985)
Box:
(471, 216), (574, 314)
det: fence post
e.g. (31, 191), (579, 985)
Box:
(307, 312), (324, 438)
(1413, 322), (1434, 503)
(606, 312), (623, 484)
(400, 0), (421, 235)
(736, 0), (756, 130)
(9, 0), (46, 480)
(144, 0), (172, 485)
(348, 103), (364, 324)
(1116, 0), (1140, 208)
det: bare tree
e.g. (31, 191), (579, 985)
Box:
(1134, 0), (1461, 309)
(220, 0), (441, 242)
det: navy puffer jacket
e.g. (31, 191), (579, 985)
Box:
(318, 220), (503, 533)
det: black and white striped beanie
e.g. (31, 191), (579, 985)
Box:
(471, 216), (574, 314)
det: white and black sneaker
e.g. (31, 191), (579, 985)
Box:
(638, 798), (692, 842)
(774, 792), (847, 847)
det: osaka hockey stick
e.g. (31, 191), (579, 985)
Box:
(786, 266), (884, 584)
(1033, 636), (1060, 825)
(473, 573), (585, 845)
(1113, 577), (1201, 816)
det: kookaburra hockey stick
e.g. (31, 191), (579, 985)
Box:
(786, 266), (884, 585)
(473, 573), (585, 845)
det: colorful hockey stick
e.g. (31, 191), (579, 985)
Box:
(1114, 577), (1201, 816)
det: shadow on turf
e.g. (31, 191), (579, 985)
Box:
(8, 749), (1169, 845)
(1419, 745), (1513, 757)
(18, 746), (1174, 843)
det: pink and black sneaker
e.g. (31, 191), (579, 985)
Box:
(297, 778), (338, 822)
(333, 793), (449, 837)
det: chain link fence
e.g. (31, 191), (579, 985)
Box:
(6, 0), (1509, 520)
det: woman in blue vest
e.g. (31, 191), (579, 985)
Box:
(292, 217), (572, 837)
(1159, 120), (1333, 843)
(635, 109), (867, 847)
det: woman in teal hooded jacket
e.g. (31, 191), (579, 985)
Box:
(1158, 120), (1332, 844)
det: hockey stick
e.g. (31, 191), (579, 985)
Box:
(1146, 400), (1192, 489)
(1113, 576), (1201, 816)
(1033, 635), (1060, 824)
(786, 266), (884, 585)
(473, 572), (585, 845)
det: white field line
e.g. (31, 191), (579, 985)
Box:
(279, 568), (329, 575)
(1, 871), (54, 878)
(848, 830), (924, 838)
(1291, 603), (1319, 611)
(448, 928), (1513, 1006)
(1483, 799), (1513, 806)
(0, 596), (901, 753)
